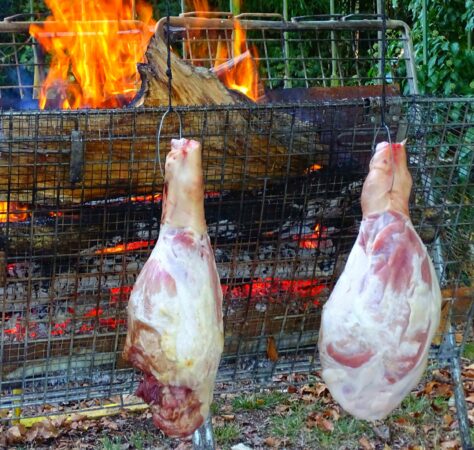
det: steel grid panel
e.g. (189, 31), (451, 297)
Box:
(0, 98), (472, 448)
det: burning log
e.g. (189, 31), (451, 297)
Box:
(133, 33), (242, 107)
(0, 14), (327, 205)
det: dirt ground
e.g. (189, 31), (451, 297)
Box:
(1, 348), (473, 450)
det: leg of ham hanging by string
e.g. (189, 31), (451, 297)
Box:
(318, 141), (442, 420)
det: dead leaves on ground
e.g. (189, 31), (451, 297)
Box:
(0, 412), (113, 447)
(1, 359), (473, 449)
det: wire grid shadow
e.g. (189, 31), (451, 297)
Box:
(0, 97), (472, 445)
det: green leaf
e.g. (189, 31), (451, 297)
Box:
(450, 42), (460, 54)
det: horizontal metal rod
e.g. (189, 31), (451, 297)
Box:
(0, 20), (156, 33)
(156, 16), (410, 37)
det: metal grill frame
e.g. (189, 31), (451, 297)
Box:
(0, 10), (472, 449)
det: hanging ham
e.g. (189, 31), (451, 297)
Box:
(123, 138), (224, 437)
(318, 140), (441, 420)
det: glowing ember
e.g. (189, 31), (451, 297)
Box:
(110, 286), (133, 304)
(29, 0), (156, 109)
(51, 319), (71, 335)
(305, 164), (322, 174)
(213, 21), (262, 101)
(96, 240), (154, 255)
(83, 307), (104, 318)
(107, 278), (325, 308)
(130, 193), (162, 203)
(99, 317), (126, 329)
(296, 224), (322, 250)
(0, 202), (29, 223)
(221, 278), (325, 305)
(49, 211), (64, 217)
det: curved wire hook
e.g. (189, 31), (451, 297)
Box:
(372, 122), (395, 192)
(155, 108), (183, 178)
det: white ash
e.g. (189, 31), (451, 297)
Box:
(208, 220), (238, 239)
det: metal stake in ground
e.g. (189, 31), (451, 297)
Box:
(160, 1), (215, 448)
(192, 415), (216, 450)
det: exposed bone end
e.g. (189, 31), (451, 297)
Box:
(161, 138), (206, 235)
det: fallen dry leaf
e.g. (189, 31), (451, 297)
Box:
(301, 383), (327, 397)
(287, 385), (297, 394)
(423, 424), (434, 434)
(101, 417), (119, 430)
(465, 394), (474, 403)
(69, 413), (86, 423)
(431, 400), (445, 413)
(440, 440), (460, 450)
(266, 336), (279, 362)
(222, 414), (235, 421)
(358, 436), (374, 450)
(394, 417), (409, 425)
(318, 417), (334, 432)
(275, 404), (291, 414)
(443, 414), (455, 427)
(306, 412), (334, 432)
(6, 424), (26, 443)
(264, 436), (281, 448)
(301, 394), (317, 404)
(221, 404), (234, 413)
(322, 407), (340, 421)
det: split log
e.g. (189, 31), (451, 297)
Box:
(132, 33), (241, 107)
(0, 33), (322, 205)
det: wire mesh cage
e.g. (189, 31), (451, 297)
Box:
(0, 7), (472, 449)
(0, 13), (418, 108)
(0, 99), (472, 442)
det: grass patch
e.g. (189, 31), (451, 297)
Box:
(311, 416), (375, 448)
(463, 342), (474, 361)
(129, 430), (155, 450)
(270, 405), (306, 441)
(210, 401), (220, 415)
(232, 391), (289, 411)
(214, 423), (240, 447)
(99, 436), (122, 450)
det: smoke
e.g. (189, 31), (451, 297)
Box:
(0, 67), (39, 110)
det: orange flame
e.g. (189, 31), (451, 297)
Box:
(95, 240), (154, 255)
(297, 224), (321, 250)
(29, 0), (156, 109)
(0, 202), (29, 223)
(189, 0), (211, 14)
(213, 21), (261, 101)
(304, 164), (322, 174)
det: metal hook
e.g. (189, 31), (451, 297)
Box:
(156, 108), (183, 178)
(372, 122), (395, 192)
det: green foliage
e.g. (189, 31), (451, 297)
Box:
(270, 405), (306, 440)
(214, 423), (240, 445)
(405, 0), (474, 95)
(99, 436), (122, 450)
(232, 391), (288, 410)
(463, 342), (474, 360)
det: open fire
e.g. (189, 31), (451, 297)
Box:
(29, 0), (262, 108)
(0, 202), (29, 223)
(213, 21), (262, 101)
(2, 276), (324, 343)
(29, 0), (156, 109)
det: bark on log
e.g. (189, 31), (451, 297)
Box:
(133, 34), (240, 107)
(0, 34), (321, 205)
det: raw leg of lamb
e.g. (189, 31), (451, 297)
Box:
(123, 138), (224, 437)
(318, 141), (441, 420)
